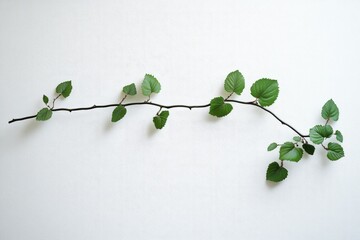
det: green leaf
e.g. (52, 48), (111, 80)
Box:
(153, 110), (169, 129)
(56, 81), (72, 98)
(293, 136), (301, 142)
(141, 74), (161, 96)
(43, 95), (49, 104)
(111, 105), (127, 122)
(335, 130), (343, 143)
(224, 70), (245, 95)
(36, 108), (52, 121)
(267, 142), (278, 151)
(122, 83), (137, 96)
(266, 162), (288, 182)
(279, 142), (303, 162)
(321, 99), (339, 121)
(303, 143), (315, 155)
(209, 97), (233, 117)
(309, 125), (334, 144)
(327, 142), (344, 161)
(250, 78), (279, 107)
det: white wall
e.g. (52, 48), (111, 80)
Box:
(1, 0), (359, 239)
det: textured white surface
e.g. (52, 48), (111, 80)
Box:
(1, 1), (360, 239)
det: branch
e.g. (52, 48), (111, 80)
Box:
(8, 99), (309, 138)
(7, 73), (345, 183)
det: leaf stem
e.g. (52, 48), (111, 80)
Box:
(225, 92), (233, 100)
(120, 94), (127, 104)
(156, 107), (163, 115)
(321, 143), (328, 150)
(51, 94), (62, 109)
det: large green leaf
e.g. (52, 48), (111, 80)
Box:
(153, 110), (169, 129)
(111, 105), (127, 122)
(327, 142), (344, 161)
(56, 81), (72, 98)
(209, 97), (233, 117)
(36, 108), (52, 121)
(266, 162), (288, 182)
(123, 83), (137, 96)
(302, 143), (315, 155)
(141, 74), (161, 96)
(309, 125), (333, 144)
(321, 99), (339, 121)
(250, 78), (279, 107)
(224, 70), (245, 95)
(279, 142), (303, 162)
(335, 130), (343, 143)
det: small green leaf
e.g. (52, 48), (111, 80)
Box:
(43, 95), (49, 104)
(209, 97), (233, 117)
(303, 143), (315, 155)
(335, 130), (343, 143)
(36, 108), (52, 121)
(309, 125), (333, 144)
(111, 105), (127, 122)
(153, 110), (169, 129)
(267, 142), (278, 151)
(327, 142), (344, 161)
(250, 78), (279, 107)
(293, 136), (301, 142)
(224, 70), (245, 95)
(141, 74), (161, 96)
(279, 142), (303, 162)
(266, 162), (288, 182)
(123, 83), (137, 96)
(56, 81), (72, 98)
(321, 99), (339, 121)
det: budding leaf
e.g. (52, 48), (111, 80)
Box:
(123, 83), (137, 96)
(321, 99), (339, 121)
(209, 97), (233, 117)
(36, 108), (52, 121)
(266, 162), (288, 182)
(327, 142), (344, 161)
(279, 142), (303, 162)
(56, 81), (72, 98)
(302, 143), (315, 155)
(309, 125), (333, 144)
(224, 70), (245, 95)
(267, 142), (278, 151)
(335, 130), (343, 143)
(141, 74), (161, 96)
(43, 95), (49, 104)
(111, 105), (127, 122)
(153, 110), (169, 129)
(293, 136), (301, 142)
(250, 78), (279, 107)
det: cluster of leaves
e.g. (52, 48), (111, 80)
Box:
(34, 70), (344, 183)
(36, 81), (72, 121)
(206, 71), (344, 183)
(266, 99), (344, 182)
(209, 70), (279, 117)
(112, 74), (169, 130)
